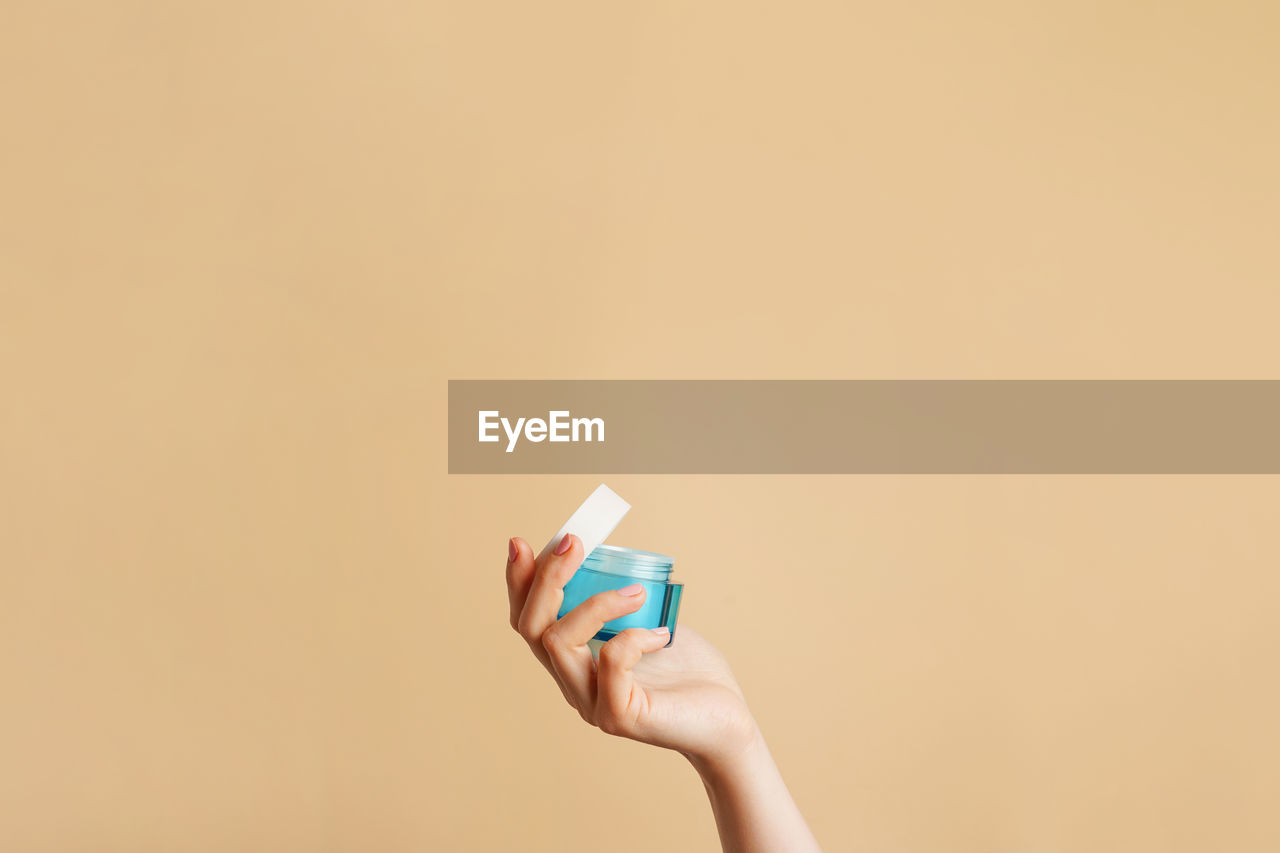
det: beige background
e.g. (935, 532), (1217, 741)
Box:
(2, 2), (1278, 851)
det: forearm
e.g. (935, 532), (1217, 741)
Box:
(688, 729), (823, 853)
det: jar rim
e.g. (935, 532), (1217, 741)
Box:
(584, 544), (673, 568)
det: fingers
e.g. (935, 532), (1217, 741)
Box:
(505, 537), (535, 630)
(515, 533), (584, 667)
(595, 627), (671, 735)
(542, 585), (648, 713)
(506, 533), (664, 732)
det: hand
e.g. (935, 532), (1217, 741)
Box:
(505, 534), (759, 766)
(505, 533), (823, 852)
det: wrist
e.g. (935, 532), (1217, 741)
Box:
(685, 719), (768, 788)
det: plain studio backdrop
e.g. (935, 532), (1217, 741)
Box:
(2, 2), (1278, 851)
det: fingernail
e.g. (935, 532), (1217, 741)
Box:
(553, 534), (574, 556)
(651, 626), (670, 635)
(508, 538), (518, 563)
(617, 583), (644, 597)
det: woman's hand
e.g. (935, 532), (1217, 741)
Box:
(505, 534), (759, 766)
(505, 532), (823, 852)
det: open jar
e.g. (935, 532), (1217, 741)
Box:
(558, 545), (683, 646)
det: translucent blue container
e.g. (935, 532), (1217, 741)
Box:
(558, 545), (683, 646)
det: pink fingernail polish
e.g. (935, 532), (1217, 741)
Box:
(553, 534), (574, 556)
(617, 583), (644, 597)
(508, 538), (518, 563)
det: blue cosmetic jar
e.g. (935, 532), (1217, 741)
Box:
(558, 545), (683, 646)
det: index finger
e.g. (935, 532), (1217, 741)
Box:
(505, 537), (536, 630)
(516, 533), (585, 666)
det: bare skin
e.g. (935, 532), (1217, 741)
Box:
(506, 533), (822, 853)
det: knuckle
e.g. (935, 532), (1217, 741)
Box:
(597, 641), (618, 664)
(516, 616), (539, 645)
(585, 591), (614, 614)
(596, 712), (625, 737)
(540, 564), (570, 589)
(540, 626), (564, 653)
(598, 639), (628, 667)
